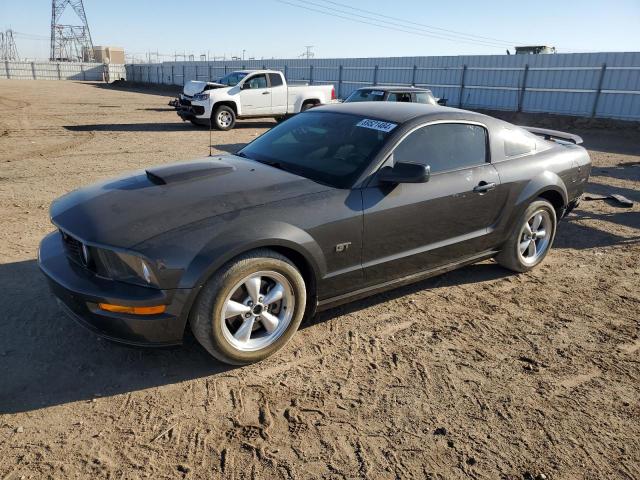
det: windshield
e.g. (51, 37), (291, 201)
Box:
(345, 89), (386, 103)
(217, 71), (248, 86)
(238, 112), (396, 188)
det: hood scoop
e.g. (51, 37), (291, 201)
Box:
(146, 160), (235, 185)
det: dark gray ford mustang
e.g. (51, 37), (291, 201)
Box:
(39, 103), (591, 364)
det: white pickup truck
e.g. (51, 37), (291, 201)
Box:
(176, 70), (336, 130)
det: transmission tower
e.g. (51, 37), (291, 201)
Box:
(50, 0), (94, 62)
(299, 45), (314, 59)
(0, 30), (20, 61)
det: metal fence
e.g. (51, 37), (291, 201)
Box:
(126, 52), (640, 121)
(0, 61), (126, 82)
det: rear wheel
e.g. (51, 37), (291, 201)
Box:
(300, 102), (316, 112)
(496, 198), (557, 272)
(190, 250), (306, 365)
(212, 105), (236, 131)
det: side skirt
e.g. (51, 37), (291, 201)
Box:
(316, 249), (498, 312)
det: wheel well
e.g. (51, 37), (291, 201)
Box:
(269, 246), (317, 302)
(211, 101), (237, 117)
(537, 190), (565, 216)
(302, 98), (320, 106)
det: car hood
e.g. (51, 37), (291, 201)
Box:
(182, 80), (227, 96)
(50, 156), (330, 249)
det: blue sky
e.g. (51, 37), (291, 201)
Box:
(2, 0), (639, 61)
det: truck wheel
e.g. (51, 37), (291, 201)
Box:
(212, 105), (236, 131)
(301, 102), (316, 112)
(189, 249), (307, 365)
(496, 198), (557, 273)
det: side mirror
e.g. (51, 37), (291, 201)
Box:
(240, 82), (249, 90)
(378, 162), (430, 184)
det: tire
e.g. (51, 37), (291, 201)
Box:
(212, 105), (236, 131)
(496, 198), (557, 273)
(300, 102), (316, 112)
(189, 249), (307, 365)
(275, 115), (289, 123)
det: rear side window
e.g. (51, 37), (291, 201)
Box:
(387, 92), (412, 103)
(269, 73), (283, 87)
(393, 123), (487, 174)
(503, 128), (537, 157)
(415, 92), (436, 105)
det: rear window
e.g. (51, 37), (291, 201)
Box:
(238, 112), (395, 188)
(269, 73), (283, 87)
(345, 89), (386, 102)
(503, 128), (537, 157)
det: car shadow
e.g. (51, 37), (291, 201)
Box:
(64, 121), (275, 133)
(212, 143), (246, 154)
(0, 259), (232, 414)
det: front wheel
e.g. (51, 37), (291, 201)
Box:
(496, 198), (557, 273)
(190, 249), (306, 365)
(212, 105), (236, 131)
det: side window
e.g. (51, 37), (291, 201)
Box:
(393, 123), (487, 174)
(245, 74), (267, 89)
(388, 92), (412, 103)
(415, 92), (436, 105)
(503, 128), (536, 157)
(268, 73), (283, 87)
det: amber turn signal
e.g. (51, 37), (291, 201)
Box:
(98, 303), (166, 315)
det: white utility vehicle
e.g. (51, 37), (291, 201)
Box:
(176, 70), (336, 130)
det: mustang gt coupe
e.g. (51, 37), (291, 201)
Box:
(39, 103), (591, 364)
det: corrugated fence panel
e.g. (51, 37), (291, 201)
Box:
(1, 61), (126, 81)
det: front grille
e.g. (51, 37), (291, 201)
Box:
(60, 230), (85, 266)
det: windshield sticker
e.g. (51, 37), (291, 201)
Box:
(356, 118), (397, 132)
(371, 90), (384, 96)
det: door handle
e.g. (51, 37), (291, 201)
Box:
(473, 182), (496, 193)
(262, 91), (270, 95)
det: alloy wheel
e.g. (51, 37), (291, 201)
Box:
(220, 271), (294, 352)
(518, 209), (552, 265)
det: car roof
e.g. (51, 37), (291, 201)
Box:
(313, 102), (486, 125)
(355, 85), (432, 93)
(234, 69), (280, 74)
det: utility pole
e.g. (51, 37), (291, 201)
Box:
(300, 45), (314, 59)
(50, 0), (94, 61)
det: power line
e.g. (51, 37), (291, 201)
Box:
(273, 0), (514, 49)
(315, 0), (524, 46)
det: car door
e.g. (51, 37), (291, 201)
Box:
(268, 73), (287, 115)
(361, 122), (503, 286)
(239, 73), (271, 115)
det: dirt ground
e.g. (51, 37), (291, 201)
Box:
(0, 80), (638, 480)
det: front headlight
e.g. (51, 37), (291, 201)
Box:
(92, 248), (159, 287)
(193, 92), (210, 101)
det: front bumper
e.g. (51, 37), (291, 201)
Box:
(38, 231), (191, 347)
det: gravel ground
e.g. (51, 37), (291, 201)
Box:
(0, 80), (638, 480)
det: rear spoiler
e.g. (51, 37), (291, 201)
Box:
(520, 126), (583, 145)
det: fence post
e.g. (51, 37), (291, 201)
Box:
(209, 63), (212, 81)
(338, 64), (343, 98)
(81, 63), (86, 81)
(31, 62), (36, 80)
(592, 63), (607, 118)
(57, 62), (61, 80)
(171, 65), (174, 85)
(5, 61), (10, 79)
(517, 64), (529, 112)
(182, 64), (185, 86)
(411, 65), (417, 86)
(373, 65), (379, 86)
(224, 65), (228, 75)
(458, 64), (467, 108)
(309, 65), (314, 85)
(284, 64), (288, 80)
